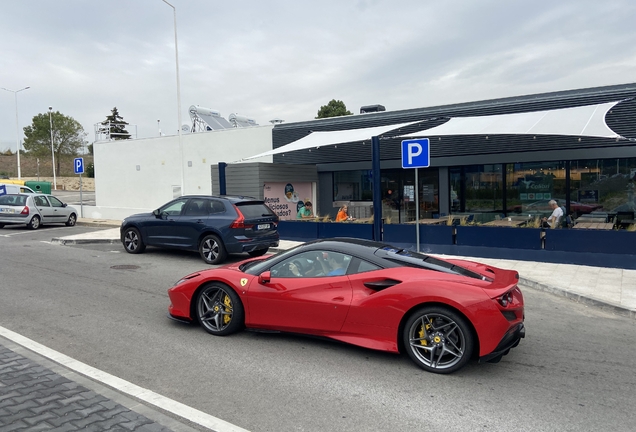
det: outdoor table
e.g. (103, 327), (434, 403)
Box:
(483, 219), (527, 227)
(406, 218), (447, 225)
(573, 222), (614, 230)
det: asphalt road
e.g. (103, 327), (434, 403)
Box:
(1, 225), (635, 432)
(51, 189), (96, 207)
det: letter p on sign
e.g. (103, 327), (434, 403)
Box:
(401, 138), (430, 169)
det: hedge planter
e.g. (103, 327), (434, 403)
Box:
(455, 226), (543, 250)
(317, 221), (374, 240)
(545, 229), (634, 255)
(278, 220), (318, 242)
(278, 220), (374, 242)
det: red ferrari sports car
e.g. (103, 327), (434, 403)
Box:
(168, 238), (525, 374)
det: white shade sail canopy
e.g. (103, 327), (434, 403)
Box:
(240, 101), (622, 163)
(399, 101), (621, 139)
(239, 121), (418, 161)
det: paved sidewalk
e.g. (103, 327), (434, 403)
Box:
(65, 218), (636, 318)
(0, 338), (203, 432)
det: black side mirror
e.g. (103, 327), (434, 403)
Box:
(259, 271), (271, 284)
(62, 203), (67, 207)
(153, 209), (161, 218)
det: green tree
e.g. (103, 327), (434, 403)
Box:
(102, 107), (131, 139)
(316, 99), (353, 119)
(23, 111), (87, 175)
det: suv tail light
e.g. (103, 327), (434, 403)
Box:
(20, 206), (29, 216)
(229, 205), (254, 229)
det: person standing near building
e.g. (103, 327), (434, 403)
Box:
(542, 200), (563, 228)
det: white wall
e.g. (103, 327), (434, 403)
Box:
(93, 125), (273, 219)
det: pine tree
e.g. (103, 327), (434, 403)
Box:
(102, 107), (131, 140)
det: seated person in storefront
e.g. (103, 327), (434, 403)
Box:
(541, 200), (563, 228)
(296, 201), (314, 219)
(336, 205), (355, 221)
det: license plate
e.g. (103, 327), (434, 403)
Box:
(0, 208), (13, 214)
(257, 224), (270, 230)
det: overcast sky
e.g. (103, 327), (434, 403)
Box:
(1, 0), (635, 151)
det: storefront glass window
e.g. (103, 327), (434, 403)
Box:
(570, 158), (636, 217)
(506, 161), (566, 218)
(333, 168), (439, 223)
(450, 165), (504, 221)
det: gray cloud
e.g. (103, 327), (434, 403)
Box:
(1, 0), (635, 152)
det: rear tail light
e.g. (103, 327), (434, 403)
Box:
(20, 206), (29, 215)
(229, 205), (254, 229)
(497, 291), (514, 307)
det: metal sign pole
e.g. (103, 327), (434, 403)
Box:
(415, 168), (420, 253)
(79, 173), (84, 218)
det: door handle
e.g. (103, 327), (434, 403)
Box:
(332, 296), (345, 302)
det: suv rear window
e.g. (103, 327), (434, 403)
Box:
(235, 202), (276, 219)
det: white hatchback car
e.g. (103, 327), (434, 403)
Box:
(0, 193), (78, 229)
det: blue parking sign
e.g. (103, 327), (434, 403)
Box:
(401, 138), (430, 169)
(74, 157), (84, 174)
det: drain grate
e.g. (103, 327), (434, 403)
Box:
(110, 265), (140, 270)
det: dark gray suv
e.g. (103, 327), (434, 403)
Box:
(120, 195), (279, 264)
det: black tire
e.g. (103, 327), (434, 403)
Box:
(65, 213), (77, 227)
(199, 234), (227, 265)
(403, 306), (474, 374)
(0, 224), (4, 229)
(122, 227), (146, 254)
(248, 248), (268, 257)
(195, 283), (244, 336)
(28, 215), (41, 230)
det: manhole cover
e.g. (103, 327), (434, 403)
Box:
(110, 265), (140, 270)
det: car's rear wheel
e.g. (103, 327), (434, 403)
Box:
(199, 234), (227, 264)
(66, 213), (77, 226)
(195, 283), (244, 336)
(123, 227), (146, 254)
(403, 306), (474, 374)
(248, 248), (268, 257)
(28, 216), (41, 230)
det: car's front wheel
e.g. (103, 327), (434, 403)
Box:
(403, 306), (474, 374)
(122, 227), (146, 254)
(28, 216), (41, 230)
(195, 283), (244, 336)
(199, 234), (227, 264)
(66, 213), (77, 226)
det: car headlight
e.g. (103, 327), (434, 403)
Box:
(121, 218), (127, 226)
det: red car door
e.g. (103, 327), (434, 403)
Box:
(247, 275), (353, 333)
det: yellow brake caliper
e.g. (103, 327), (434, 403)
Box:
(419, 320), (432, 346)
(223, 294), (232, 325)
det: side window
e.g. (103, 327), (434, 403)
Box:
(48, 196), (65, 208)
(356, 260), (382, 274)
(270, 251), (351, 278)
(34, 196), (50, 207)
(160, 198), (187, 216)
(210, 200), (226, 214)
(184, 198), (209, 216)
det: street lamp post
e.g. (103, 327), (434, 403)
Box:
(48, 106), (57, 190)
(161, 0), (185, 195)
(1, 86), (30, 179)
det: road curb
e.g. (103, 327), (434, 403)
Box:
(519, 277), (636, 319)
(51, 238), (121, 245)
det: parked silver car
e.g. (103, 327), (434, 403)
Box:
(0, 193), (78, 229)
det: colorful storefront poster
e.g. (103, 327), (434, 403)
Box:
(264, 182), (315, 220)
